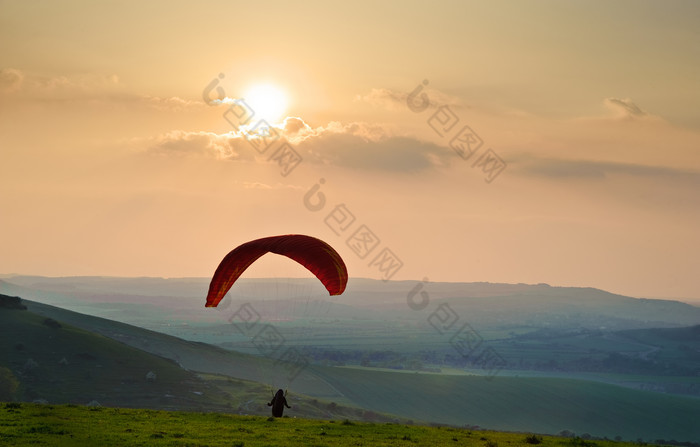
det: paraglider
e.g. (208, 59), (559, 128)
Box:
(267, 389), (291, 417)
(205, 234), (348, 308)
(205, 234), (347, 418)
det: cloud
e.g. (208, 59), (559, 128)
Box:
(296, 129), (449, 172)
(354, 88), (408, 110)
(1, 69), (122, 97)
(0, 69), (202, 110)
(513, 154), (700, 181)
(138, 95), (202, 111)
(603, 97), (651, 119)
(237, 181), (304, 190)
(239, 181), (272, 189)
(355, 85), (463, 111)
(269, 118), (453, 171)
(282, 116), (313, 135)
(207, 97), (236, 106)
(0, 68), (24, 92)
(146, 117), (453, 171)
(146, 130), (252, 160)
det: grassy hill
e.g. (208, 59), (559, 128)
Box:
(0, 297), (232, 411)
(0, 295), (412, 424)
(18, 299), (347, 399)
(4, 294), (699, 442)
(0, 402), (659, 447)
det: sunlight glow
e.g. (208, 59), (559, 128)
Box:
(242, 83), (288, 124)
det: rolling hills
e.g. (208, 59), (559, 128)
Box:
(0, 294), (405, 423)
(2, 292), (698, 441)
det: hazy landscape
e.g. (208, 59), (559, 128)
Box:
(2, 276), (698, 443)
(3, 2), (700, 446)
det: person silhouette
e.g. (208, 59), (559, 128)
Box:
(267, 389), (291, 417)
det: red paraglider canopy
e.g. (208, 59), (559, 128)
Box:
(205, 234), (348, 307)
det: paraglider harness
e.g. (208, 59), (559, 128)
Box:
(267, 388), (291, 417)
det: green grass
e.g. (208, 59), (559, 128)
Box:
(0, 402), (645, 447)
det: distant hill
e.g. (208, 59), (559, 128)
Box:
(2, 277), (698, 334)
(484, 324), (700, 384)
(619, 324), (700, 342)
(2, 276), (699, 388)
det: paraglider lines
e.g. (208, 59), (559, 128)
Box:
(227, 301), (309, 383)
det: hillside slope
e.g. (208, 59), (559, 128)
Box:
(0, 296), (232, 411)
(6, 295), (700, 442)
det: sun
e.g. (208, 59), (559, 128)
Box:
(242, 83), (288, 124)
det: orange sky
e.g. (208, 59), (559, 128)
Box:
(1, 0), (699, 300)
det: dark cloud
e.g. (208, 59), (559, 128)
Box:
(147, 118), (452, 171)
(298, 133), (450, 172)
(604, 97), (649, 119)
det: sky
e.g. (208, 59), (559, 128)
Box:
(1, 0), (699, 300)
